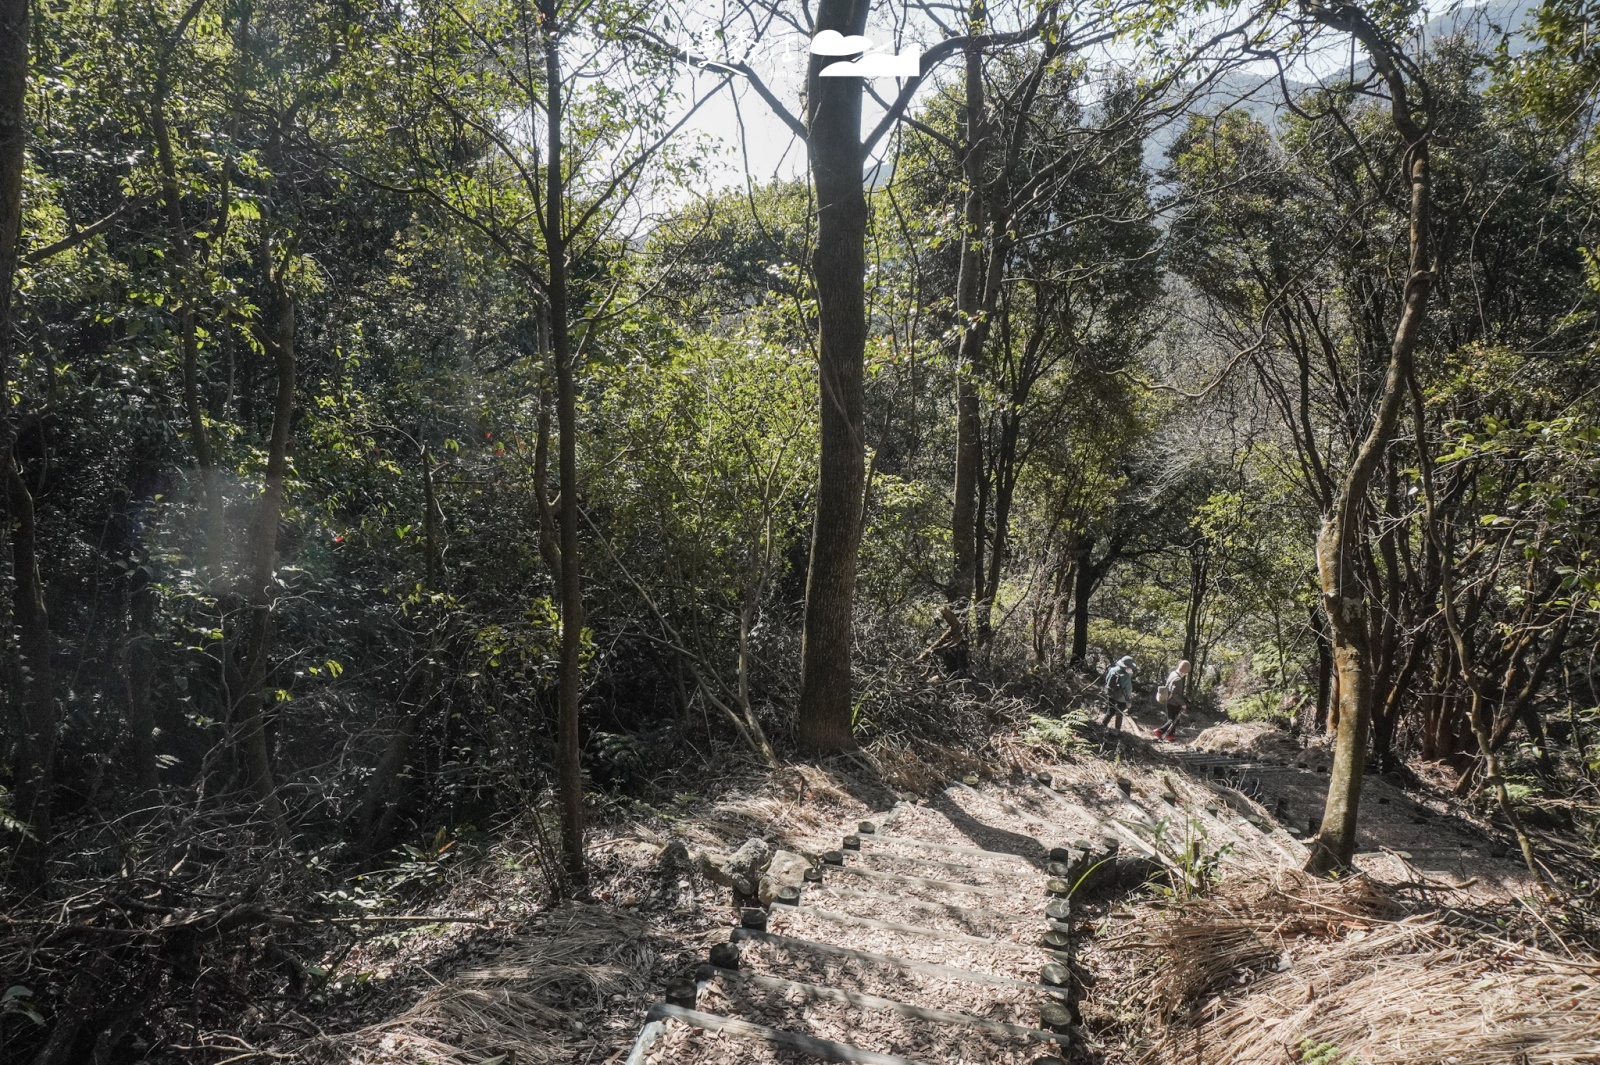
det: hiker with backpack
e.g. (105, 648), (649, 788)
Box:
(1101, 656), (1135, 731)
(1154, 659), (1192, 741)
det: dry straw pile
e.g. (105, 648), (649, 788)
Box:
(1117, 871), (1600, 1065)
(313, 904), (657, 1064)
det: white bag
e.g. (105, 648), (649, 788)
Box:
(1156, 685), (1171, 705)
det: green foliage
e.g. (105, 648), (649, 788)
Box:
(1087, 620), (1176, 675)
(1021, 712), (1091, 758)
(1299, 1039), (1356, 1065)
(9, 6), (1600, 1056)
(1123, 815), (1234, 898)
(1226, 690), (1297, 726)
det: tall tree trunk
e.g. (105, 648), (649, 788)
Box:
(1182, 538), (1209, 669)
(540, 2), (589, 885)
(1070, 537), (1094, 667)
(230, 258), (293, 831)
(0, 0), (54, 865)
(795, 0), (869, 754)
(949, 10), (987, 612)
(1311, 603), (1332, 731)
(978, 458), (1014, 641)
(1304, 6), (1432, 875)
(1420, 637), (1453, 758)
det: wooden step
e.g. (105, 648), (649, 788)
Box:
(809, 882), (1070, 933)
(829, 862), (1016, 899)
(699, 966), (1072, 1047)
(646, 1002), (920, 1064)
(786, 903), (1066, 957)
(849, 848), (1031, 887)
(730, 928), (1072, 997)
(859, 834), (1038, 868)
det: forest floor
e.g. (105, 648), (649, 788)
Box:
(273, 704), (1593, 1065)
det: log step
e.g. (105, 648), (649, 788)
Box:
(851, 847), (1029, 881)
(829, 862), (1016, 899)
(698, 966), (1073, 1047)
(646, 1002), (922, 1065)
(730, 928), (1071, 997)
(859, 834), (1039, 868)
(786, 903), (1066, 957)
(809, 882), (1070, 933)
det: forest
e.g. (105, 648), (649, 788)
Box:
(1, 0), (1599, 1060)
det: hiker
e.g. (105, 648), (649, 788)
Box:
(1154, 659), (1192, 740)
(1101, 655), (1135, 731)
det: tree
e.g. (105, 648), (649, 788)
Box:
(0, 0), (52, 861)
(658, 0), (1068, 751)
(1298, 0), (1435, 875)
(365, 0), (721, 882)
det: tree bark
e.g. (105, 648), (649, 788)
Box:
(1310, 603), (1332, 731)
(0, 0), (55, 864)
(1304, 3), (1432, 877)
(540, 0), (589, 885)
(949, 7), (987, 612)
(1069, 537), (1095, 667)
(229, 257), (293, 831)
(1182, 539), (1209, 669)
(978, 450), (1014, 641)
(795, 0), (870, 754)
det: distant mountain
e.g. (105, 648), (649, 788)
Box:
(1141, 0), (1543, 175)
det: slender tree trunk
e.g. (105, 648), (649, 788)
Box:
(1182, 539), (1209, 669)
(949, 11), (987, 611)
(0, 0), (54, 866)
(533, 381), (560, 575)
(736, 568), (778, 765)
(978, 461), (1014, 640)
(1310, 603), (1332, 731)
(795, 0), (870, 753)
(1052, 560), (1072, 665)
(1421, 637), (1453, 758)
(1304, 25), (1432, 872)
(1070, 537), (1094, 667)
(229, 258), (293, 830)
(1373, 632), (1425, 772)
(1032, 571), (1053, 664)
(540, 3), (589, 884)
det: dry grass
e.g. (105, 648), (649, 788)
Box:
(872, 739), (990, 794)
(1111, 870), (1406, 1022)
(311, 904), (657, 1064)
(1111, 872), (1600, 1065)
(672, 764), (871, 852)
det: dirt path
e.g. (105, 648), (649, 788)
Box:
(622, 721), (1546, 1063)
(315, 720), (1550, 1064)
